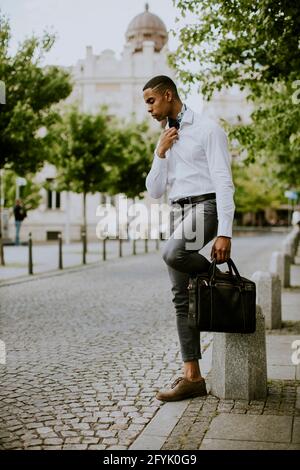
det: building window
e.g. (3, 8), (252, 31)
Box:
(46, 178), (61, 210)
(100, 193), (116, 206)
(47, 231), (61, 240)
(47, 187), (52, 209)
(55, 191), (61, 209)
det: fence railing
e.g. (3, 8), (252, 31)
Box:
(25, 234), (161, 276)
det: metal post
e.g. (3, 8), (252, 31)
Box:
(145, 237), (148, 254)
(82, 230), (86, 265)
(28, 232), (33, 275)
(132, 238), (136, 255)
(119, 237), (122, 258)
(0, 169), (5, 266)
(58, 232), (63, 270)
(103, 237), (107, 261)
(155, 237), (159, 251)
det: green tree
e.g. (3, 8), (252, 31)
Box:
(2, 170), (42, 214)
(50, 107), (125, 241)
(231, 80), (300, 187)
(171, 0), (300, 96)
(0, 12), (72, 264)
(232, 160), (285, 215)
(171, 0), (300, 193)
(0, 12), (72, 174)
(51, 109), (157, 241)
(108, 121), (157, 199)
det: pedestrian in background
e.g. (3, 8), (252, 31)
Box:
(13, 199), (27, 246)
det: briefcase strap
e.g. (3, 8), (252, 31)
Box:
(208, 258), (243, 285)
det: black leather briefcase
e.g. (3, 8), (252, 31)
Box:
(188, 258), (256, 333)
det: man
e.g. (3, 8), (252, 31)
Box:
(13, 199), (27, 246)
(143, 76), (235, 401)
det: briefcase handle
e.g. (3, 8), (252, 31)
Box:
(209, 258), (243, 285)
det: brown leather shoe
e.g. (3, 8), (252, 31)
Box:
(156, 377), (207, 402)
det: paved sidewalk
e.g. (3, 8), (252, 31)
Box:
(0, 229), (288, 283)
(131, 253), (300, 450)
(0, 232), (297, 450)
(0, 239), (158, 281)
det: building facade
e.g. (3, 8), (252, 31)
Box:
(6, 4), (270, 243)
(65, 3), (172, 121)
(7, 4), (174, 243)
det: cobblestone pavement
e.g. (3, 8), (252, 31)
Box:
(162, 380), (300, 450)
(0, 253), (187, 450)
(0, 234), (286, 450)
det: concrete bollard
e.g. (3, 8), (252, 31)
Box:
(251, 271), (281, 329)
(290, 233), (296, 253)
(291, 226), (300, 247)
(289, 227), (300, 254)
(282, 238), (295, 263)
(293, 239), (298, 256)
(209, 306), (267, 400)
(291, 224), (300, 237)
(282, 234), (297, 262)
(269, 251), (290, 288)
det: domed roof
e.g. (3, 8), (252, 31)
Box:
(126, 3), (168, 53)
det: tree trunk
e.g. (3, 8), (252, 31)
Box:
(83, 191), (87, 233)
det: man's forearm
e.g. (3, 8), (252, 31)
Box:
(145, 152), (168, 199)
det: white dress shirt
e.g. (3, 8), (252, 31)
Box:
(145, 107), (235, 238)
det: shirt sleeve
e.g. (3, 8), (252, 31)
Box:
(203, 125), (235, 238)
(145, 151), (168, 199)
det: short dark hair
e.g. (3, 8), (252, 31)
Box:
(143, 75), (179, 99)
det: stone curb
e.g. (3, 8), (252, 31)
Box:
(130, 340), (213, 451)
(129, 400), (189, 450)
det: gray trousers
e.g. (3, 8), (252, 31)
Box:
(162, 199), (218, 362)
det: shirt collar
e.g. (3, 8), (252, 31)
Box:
(166, 105), (194, 129)
(180, 106), (194, 125)
(176, 103), (187, 125)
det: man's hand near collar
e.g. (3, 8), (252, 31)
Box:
(157, 127), (179, 158)
(210, 236), (231, 264)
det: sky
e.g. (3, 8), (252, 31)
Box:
(1, 0), (182, 65)
(0, 0), (203, 108)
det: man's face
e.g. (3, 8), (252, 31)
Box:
(143, 87), (171, 122)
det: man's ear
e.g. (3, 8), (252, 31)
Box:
(165, 89), (172, 102)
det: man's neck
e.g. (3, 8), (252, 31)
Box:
(169, 100), (183, 119)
